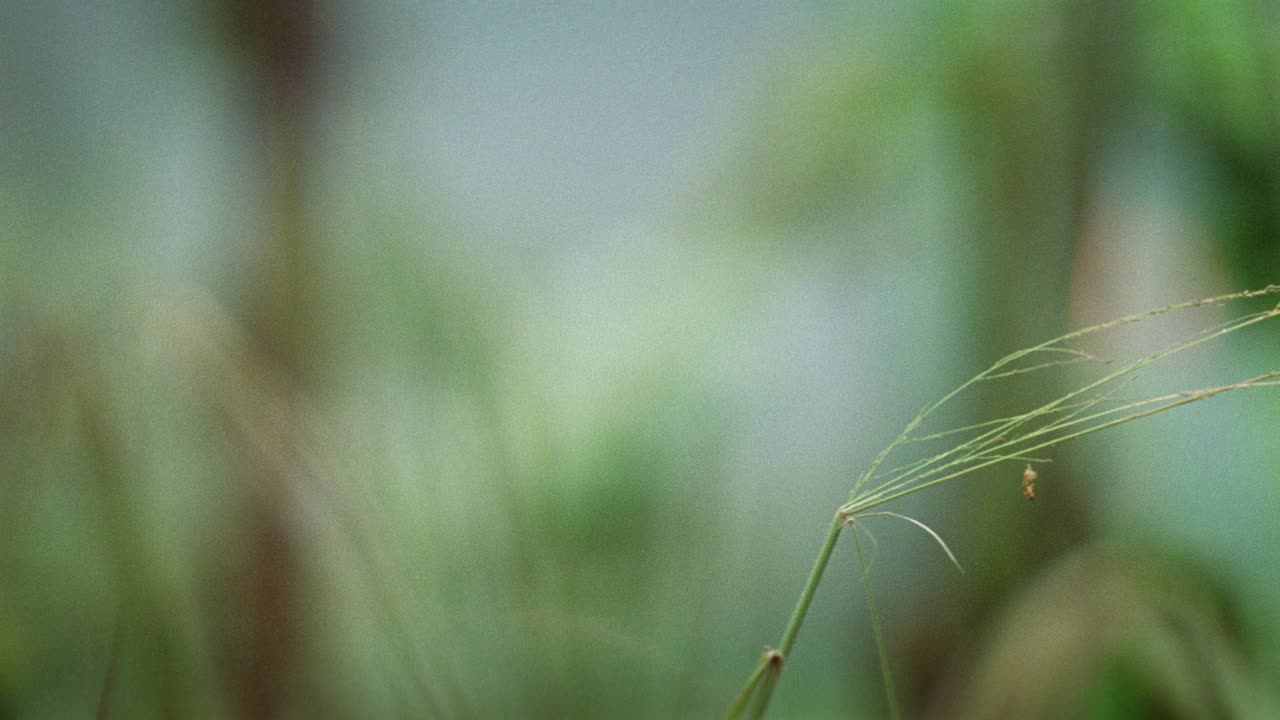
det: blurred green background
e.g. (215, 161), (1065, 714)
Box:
(2, 1), (1279, 718)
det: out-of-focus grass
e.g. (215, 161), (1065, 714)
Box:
(2, 1), (1280, 718)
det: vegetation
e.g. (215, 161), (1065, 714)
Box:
(3, 1), (1280, 718)
(729, 286), (1280, 719)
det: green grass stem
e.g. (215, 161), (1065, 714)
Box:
(727, 286), (1280, 719)
(854, 529), (900, 720)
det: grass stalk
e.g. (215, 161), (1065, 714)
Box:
(727, 285), (1280, 718)
(854, 529), (900, 720)
(848, 301), (1280, 511)
(844, 372), (1280, 516)
(723, 653), (772, 720)
(778, 512), (847, 658)
(747, 651), (784, 720)
(730, 512), (846, 719)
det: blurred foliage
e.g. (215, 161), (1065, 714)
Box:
(929, 545), (1280, 718)
(2, 1), (1279, 718)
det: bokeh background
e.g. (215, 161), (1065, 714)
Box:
(3, 1), (1280, 718)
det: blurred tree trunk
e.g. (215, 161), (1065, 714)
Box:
(910, 0), (1134, 710)
(218, 0), (322, 716)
